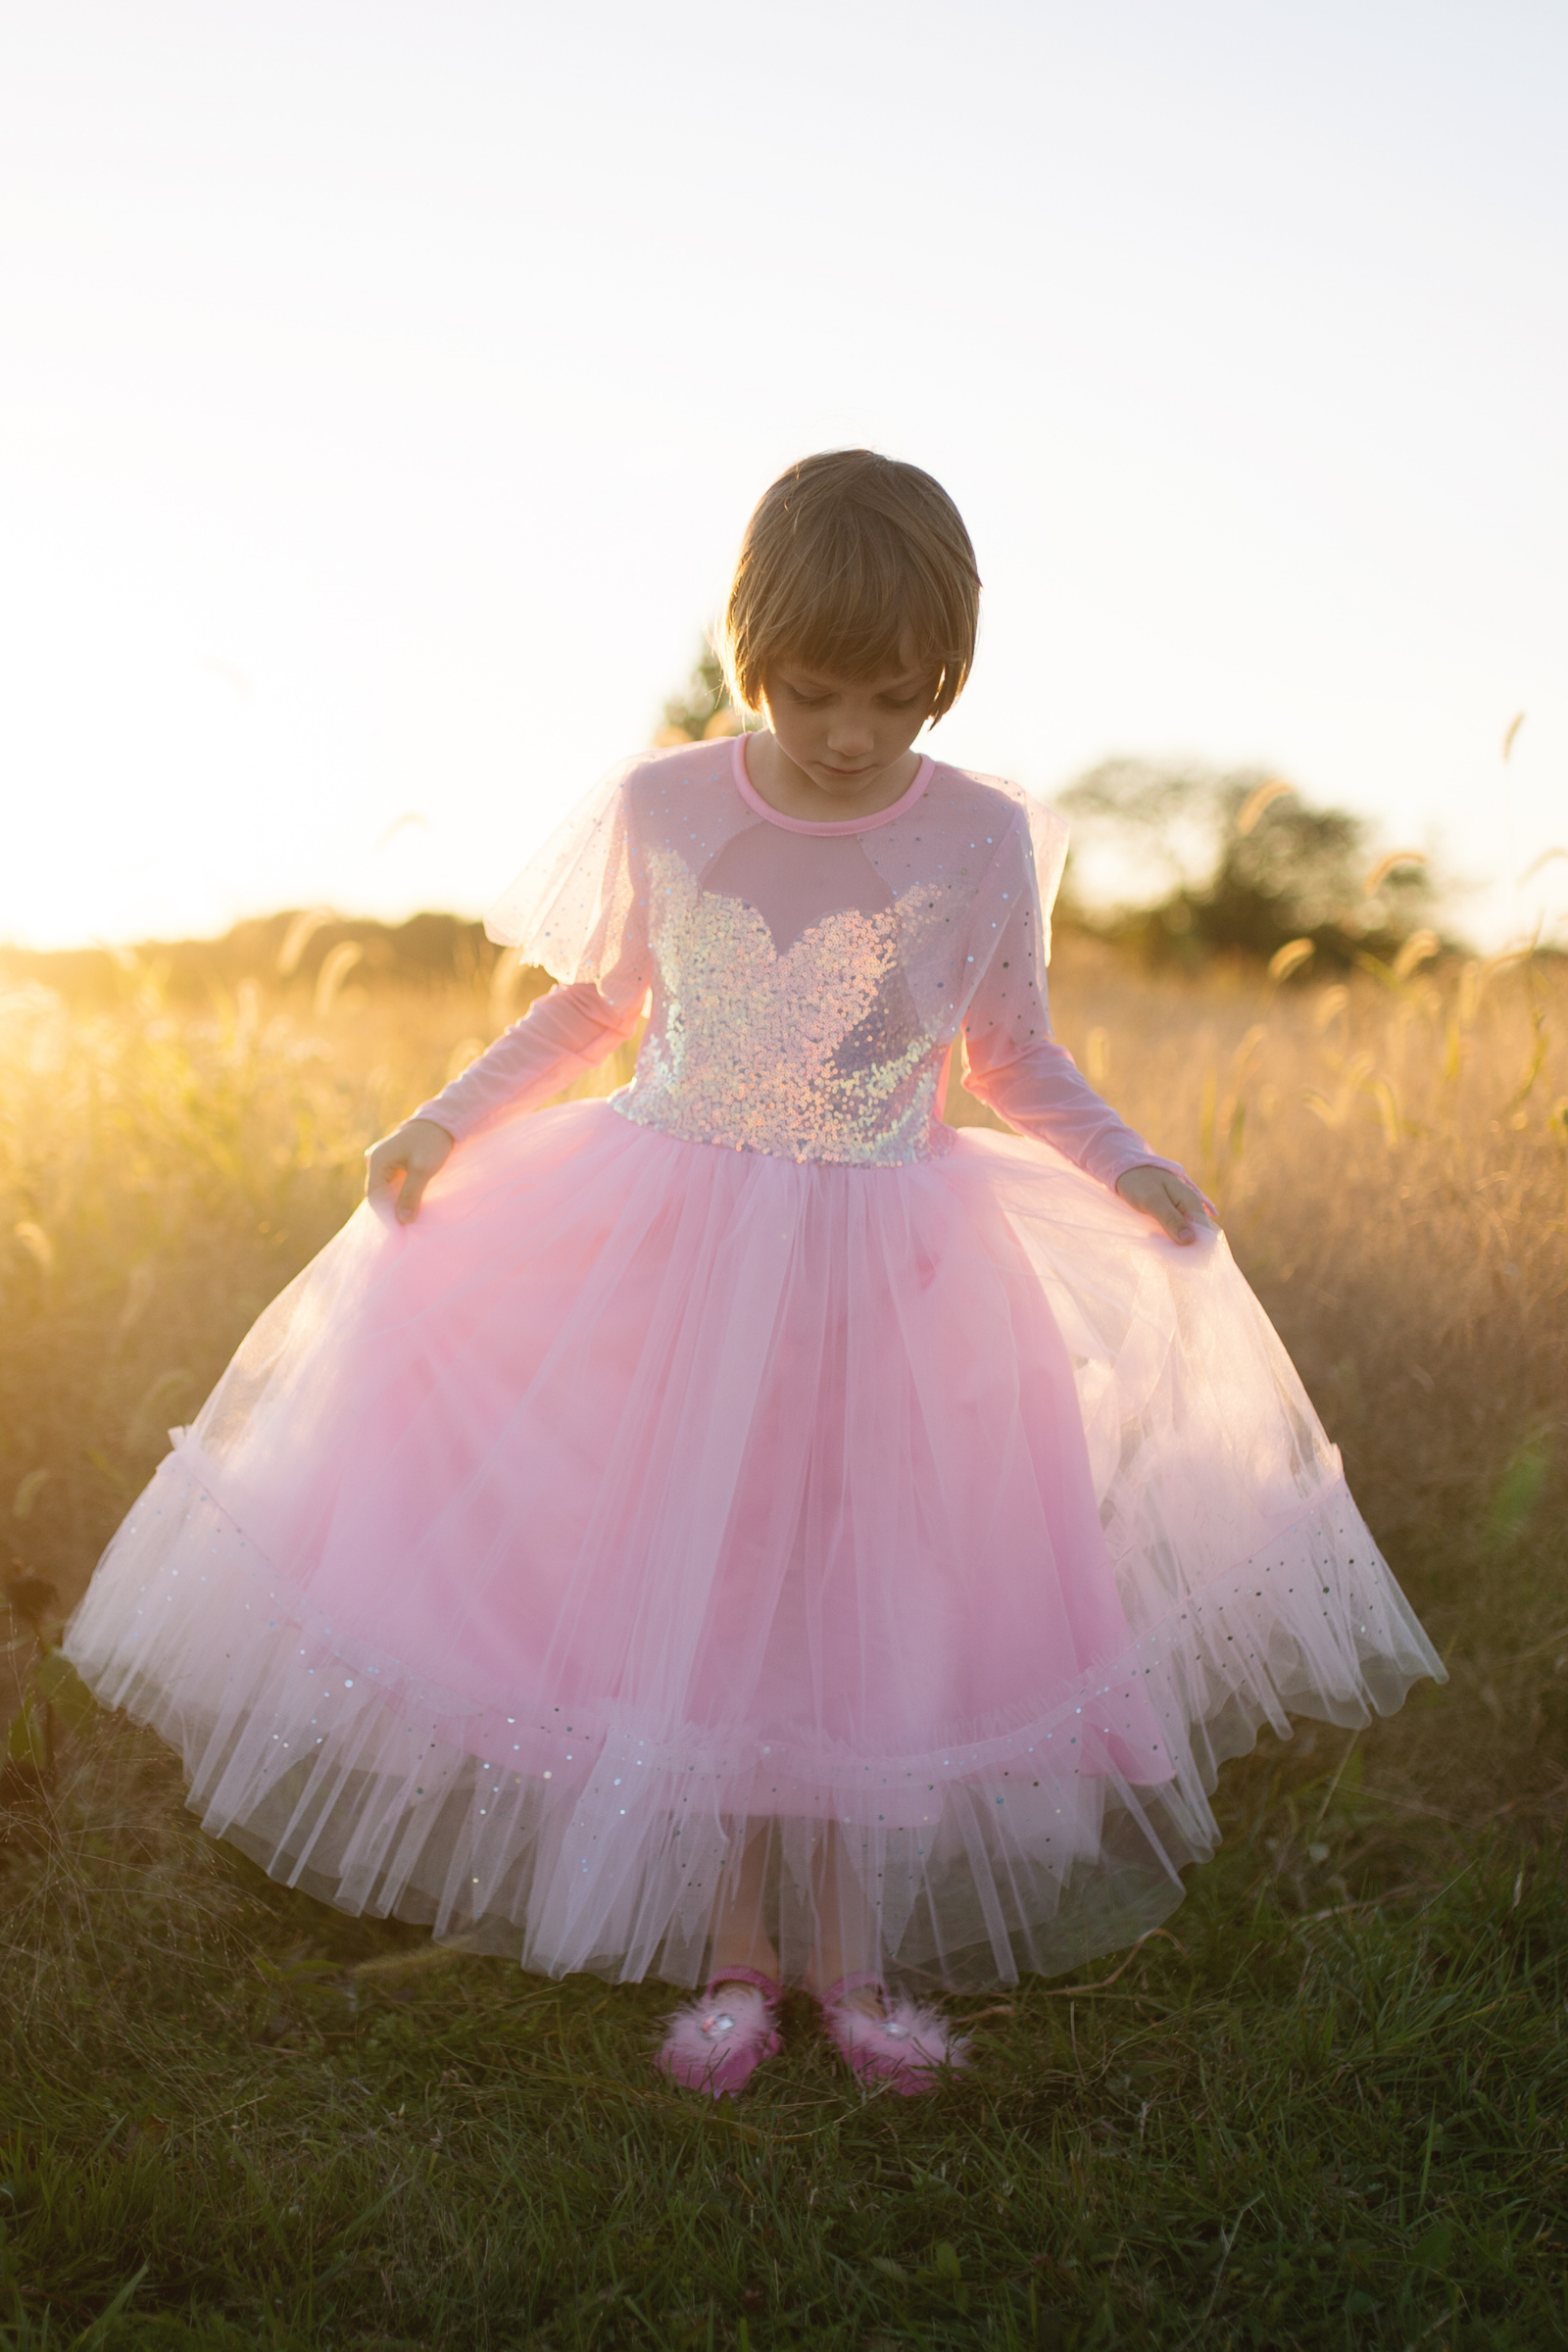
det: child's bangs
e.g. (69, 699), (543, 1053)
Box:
(719, 452), (982, 720)
(777, 511), (963, 696)
(778, 582), (941, 690)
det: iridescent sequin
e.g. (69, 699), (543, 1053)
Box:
(614, 849), (954, 1167)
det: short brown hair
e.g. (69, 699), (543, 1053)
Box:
(717, 451), (981, 724)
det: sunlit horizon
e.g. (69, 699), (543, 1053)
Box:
(3, 0), (1565, 957)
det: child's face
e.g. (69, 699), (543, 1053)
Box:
(761, 652), (933, 803)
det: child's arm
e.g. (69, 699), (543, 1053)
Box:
(958, 816), (1214, 1243)
(411, 981), (641, 1140)
(959, 1022), (1182, 1193)
(365, 979), (642, 1224)
(960, 1030), (1212, 1243)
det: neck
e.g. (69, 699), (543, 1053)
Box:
(744, 735), (923, 825)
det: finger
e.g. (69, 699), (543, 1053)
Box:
(364, 1148), (405, 1200)
(395, 1167), (430, 1224)
(1159, 1182), (1197, 1245)
(1172, 1179), (1221, 1230)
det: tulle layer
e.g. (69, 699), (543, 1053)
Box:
(66, 1102), (1443, 1988)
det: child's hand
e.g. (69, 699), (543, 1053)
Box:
(364, 1118), (454, 1225)
(1114, 1165), (1218, 1246)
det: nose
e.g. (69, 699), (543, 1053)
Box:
(825, 709), (875, 755)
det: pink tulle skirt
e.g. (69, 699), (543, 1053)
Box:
(66, 1101), (1442, 1988)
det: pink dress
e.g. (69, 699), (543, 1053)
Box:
(66, 738), (1443, 1990)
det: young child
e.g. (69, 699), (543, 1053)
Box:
(67, 452), (1443, 2097)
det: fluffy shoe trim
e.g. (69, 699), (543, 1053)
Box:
(820, 1978), (969, 2094)
(656, 1977), (783, 2099)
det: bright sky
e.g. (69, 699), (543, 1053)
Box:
(2, 0), (1564, 954)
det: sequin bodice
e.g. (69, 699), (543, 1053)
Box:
(455, 737), (1075, 1174)
(615, 849), (953, 1166)
(415, 741), (1174, 1192)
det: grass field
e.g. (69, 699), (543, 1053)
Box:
(2, 934), (1565, 2349)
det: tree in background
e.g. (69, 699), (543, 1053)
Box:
(1057, 760), (1442, 971)
(646, 653), (1446, 973)
(653, 648), (753, 746)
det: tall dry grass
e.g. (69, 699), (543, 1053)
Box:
(4, 938), (1566, 2348)
(2, 940), (1564, 1822)
(1017, 938), (1568, 1828)
(0, 956), (612, 1634)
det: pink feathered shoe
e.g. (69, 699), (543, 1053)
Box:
(655, 1966), (784, 2098)
(820, 1975), (970, 2094)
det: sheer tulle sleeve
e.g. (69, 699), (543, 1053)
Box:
(412, 982), (642, 1144)
(960, 806), (1189, 1195)
(482, 757), (649, 995)
(411, 760), (653, 1143)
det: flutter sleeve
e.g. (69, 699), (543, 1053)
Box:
(960, 805), (1190, 1195)
(411, 760), (652, 1144)
(481, 755), (646, 985)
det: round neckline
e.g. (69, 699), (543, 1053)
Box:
(732, 734), (933, 835)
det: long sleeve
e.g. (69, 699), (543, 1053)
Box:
(412, 981), (643, 1144)
(959, 817), (1188, 1195)
(960, 1024), (1187, 1194)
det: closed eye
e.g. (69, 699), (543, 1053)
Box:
(778, 676), (925, 710)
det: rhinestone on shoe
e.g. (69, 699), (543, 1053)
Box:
(820, 1978), (971, 2095)
(657, 1975), (784, 2099)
